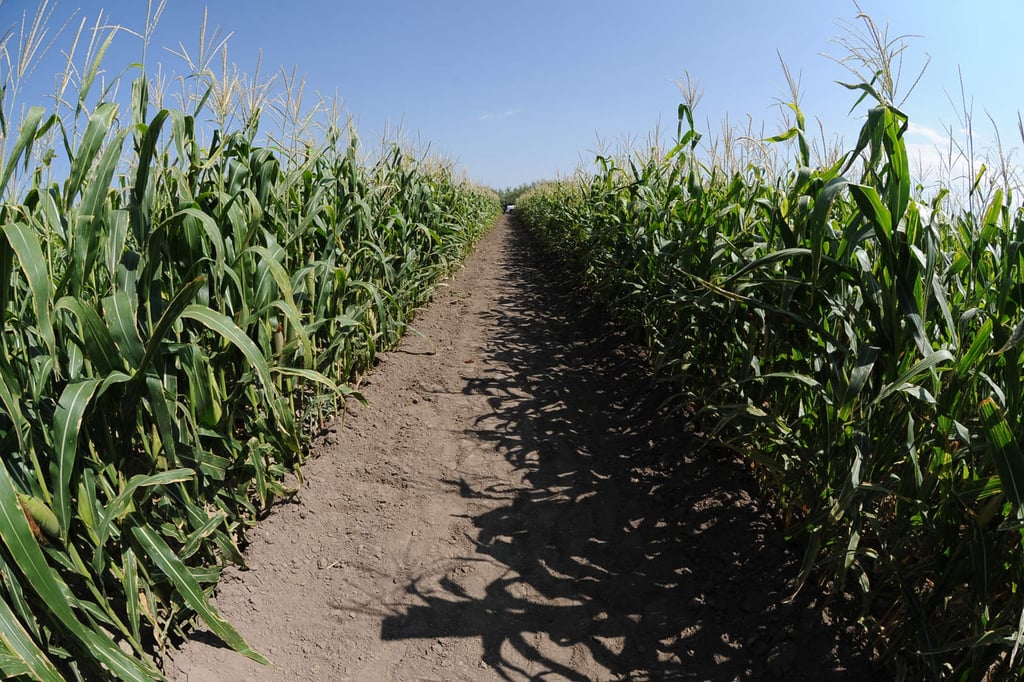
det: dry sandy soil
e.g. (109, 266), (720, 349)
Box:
(166, 216), (877, 681)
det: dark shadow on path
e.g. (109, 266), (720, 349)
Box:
(381, 220), (875, 681)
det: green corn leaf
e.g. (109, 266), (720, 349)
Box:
(957, 476), (1003, 505)
(722, 247), (813, 285)
(930, 272), (957, 347)
(68, 129), (128, 296)
(180, 305), (293, 435)
(103, 292), (146, 370)
(0, 654), (31, 679)
(971, 164), (989, 196)
(982, 188), (1003, 237)
(75, 25), (117, 108)
(123, 548), (142, 644)
(55, 297), (123, 374)
(169, 207), (226, 267)
(66, 102), (119, 205)
(0, 560), (38, 643)
(250, 245), (296, 306)
(179, 509), (228, 561)
(753, 371), (822, 389)
(183, 346), (220, 428)
(79, 127), (127, 224)
(76, 469), (100, 546)
(872, 350), (953, 405)
(0, 106), (54, 200)
(133, 276), (206, 382)
(106, 209), (131, 279)
(847, 345), (879, 407)
(960, 319), (994, 373)
(880, 105), (910, 222)
(995, 317), (1024, 356)
(0, 595), (63, 682)
(271, 366), (340, 393)
(0, 458), (157, 680)
(53, 378), (103, 539)
(849, 182), (893, 242)
(0, 360), (28, 456)
(246, 438), (270, 509)
(131, 109), (170, 243)
(895, 282), (931, 358)
(96, 469), (195, 549)
(765, 126), (800, 144)
(131, 524), (270, 665)
(0, 220), (12, 321)
(145, 374), (179, 468)
(790, 529), (823, 601)
(269, 299), (312, 367)
(5, 221), (55, 358)
(1011, 601), (1024, 670)
(979, 397), (1024, 517)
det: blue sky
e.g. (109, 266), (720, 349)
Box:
(2, 1), (1021, 190)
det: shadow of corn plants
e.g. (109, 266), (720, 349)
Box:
(380, 221), (876, 680)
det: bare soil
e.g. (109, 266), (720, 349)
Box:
(166, 216), (877, 681)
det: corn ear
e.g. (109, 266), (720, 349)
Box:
(17, 494), (59, 542)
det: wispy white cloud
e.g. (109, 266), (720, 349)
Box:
(479, 109), (521, 121)
(903, 122), (976, 187)
(906, 122), (950, 147)
(903, 122), (1024, 203)
(906, 141), (968, 184)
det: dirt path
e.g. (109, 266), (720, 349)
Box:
(167, 216), (875, 681)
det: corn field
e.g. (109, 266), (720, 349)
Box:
(517, 66), (1024, 682)
(0, 19), (498, 678)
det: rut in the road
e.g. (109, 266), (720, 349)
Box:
(167, 216), (875, 681)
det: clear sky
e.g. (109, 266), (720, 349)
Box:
(1, 0), (1021, 190)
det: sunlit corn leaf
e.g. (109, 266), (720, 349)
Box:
(0, 458), (157, 680)
(0, 595), (63, 681)
(5, 221), (55, 357)
(979, 397), (1024, 518)
(131, 525), (270, 665)
(52, 378), (103, 539)
(0, 106), (54, 199)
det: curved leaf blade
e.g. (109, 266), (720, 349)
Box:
(131, 525), (270, 665)
(53, 378), (103, 539)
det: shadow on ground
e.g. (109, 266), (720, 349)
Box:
(381, 222), (875, 681)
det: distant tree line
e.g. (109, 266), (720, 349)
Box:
(497, 181), (543, 207)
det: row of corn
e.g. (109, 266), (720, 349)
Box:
(517, 83), (1024, 679)
(0, 68), (498, 679)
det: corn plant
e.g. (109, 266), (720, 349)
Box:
(0, 6), (498, 678)
(517, 27), (1024, 679)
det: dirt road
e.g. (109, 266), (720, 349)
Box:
(167, 216), (874, 681)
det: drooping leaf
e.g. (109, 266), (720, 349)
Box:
(131, 525), (270, 665)
(52, 378), (103, 539)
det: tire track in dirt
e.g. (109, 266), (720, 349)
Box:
(167, 216), (875, 681)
